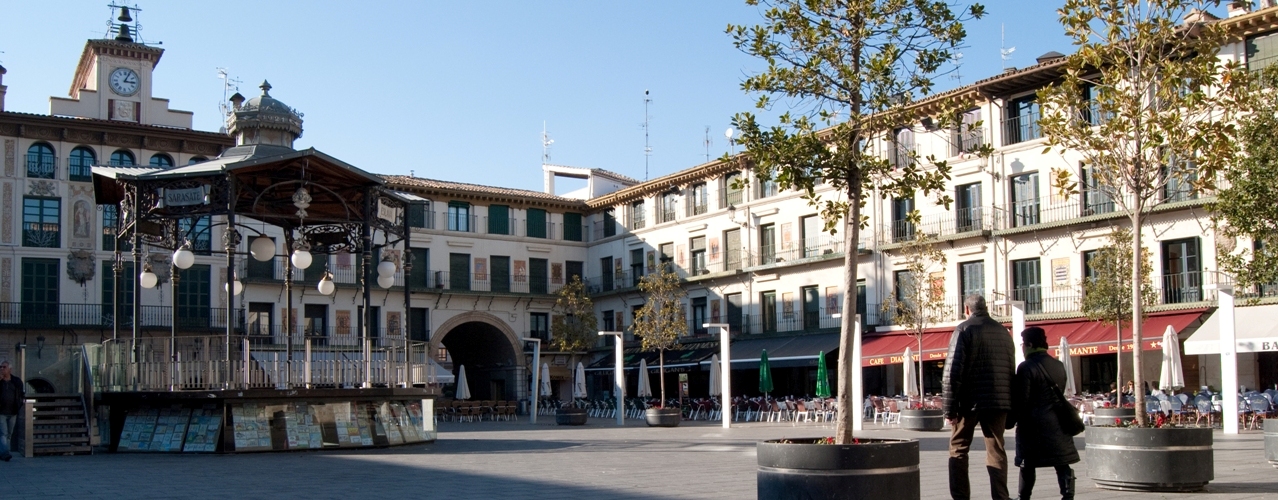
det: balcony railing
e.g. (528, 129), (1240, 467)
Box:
(585, 271), (634, 294)
(1002, 110), (1043, 145)
(0, 303), (243, 330)
(745, 236), (861, 268)
(420, 270), (560, 295)
(885, 207), (999, 244)
(721, 189), (744, 208)
(735, 306), (881, 336)
(952, 129), (986, 157)
(68, 158), (93, 182)
(658, 209), (677, 224)
(26, 154), (57, 179)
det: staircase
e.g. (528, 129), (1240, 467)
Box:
(28, 393), (92, 456)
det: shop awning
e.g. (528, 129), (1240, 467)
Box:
(584, 340), (719, 372)
(1184, 304), (1278, 355)
(1047, 310), (1206, 357)
(861, 328), (953, 367)
(723, 333), (841, 369)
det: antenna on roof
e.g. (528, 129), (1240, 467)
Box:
(643, 90), (652, 181)
(951, 51), (964, 84)
(216, 68), (242, 134)
(1000, 24), (1016, 70)
(541, 121), (554, 164)
(704, 126), (712, 163)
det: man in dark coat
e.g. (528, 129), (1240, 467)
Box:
(0, 359), (24, 461)
(943, 294), (1017, 500)
(1012, 327), (1079, 500)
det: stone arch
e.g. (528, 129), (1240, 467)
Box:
(431, 311), (527, 401)
(430, 311), (521, 357)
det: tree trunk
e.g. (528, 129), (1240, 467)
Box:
(659, 348), (667, 405)
(917, 334), (925, 406)
(1130, 209), (1146, 425)
(1115, 321), (1123, 404)
(835, 175), (863, 444)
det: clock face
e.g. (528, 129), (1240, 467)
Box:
(109, 67), (140, 96)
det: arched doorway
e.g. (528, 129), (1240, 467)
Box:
(434, 313), (522, 401)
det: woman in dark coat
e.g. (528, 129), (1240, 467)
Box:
(1011, 327), (1079, 500)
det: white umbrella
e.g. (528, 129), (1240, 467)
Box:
(455, 365), (471, 400)
(903, 347), (919, 399)
(708, 354), (721, 397)
(637, 358), (653, 397)
(1059, 337), (1077, 397)
(573, 362), (588, 399)
(1159, 325), (1185, 391)
(540, 363), (553, 397)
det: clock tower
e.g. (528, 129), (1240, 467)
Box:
(49, 5), (194, 129)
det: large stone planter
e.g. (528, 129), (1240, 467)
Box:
(899, 409), (945, 431)
(758, 438), (919, 500)
(555, 408), (588, 426)
(1265, 419), (1278, 469)
(1092, 407), (1136, 426)
(1086, 426), (1213, 492)
(645, 408), (681, 427)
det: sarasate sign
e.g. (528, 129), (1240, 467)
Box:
(159, 186), (210, 207)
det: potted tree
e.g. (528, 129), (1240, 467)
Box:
(728, 0), (984, 497)
(550, 276), (596, 426)
(1037, 0), (1250, 491)
(632, 266), (685, 427)
(1079, 228), (1156, 425)
(881, 218), (949, 431)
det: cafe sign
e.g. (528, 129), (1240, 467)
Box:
(158, 185), (210, 207)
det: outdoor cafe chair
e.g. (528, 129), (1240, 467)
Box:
(885, 399), (901, 425)
(872, 397), (889, 424)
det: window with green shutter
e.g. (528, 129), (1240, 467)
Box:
(527, 208), (547, 238)
(488, 205), (510, 235)
(563, 212), (582, 241)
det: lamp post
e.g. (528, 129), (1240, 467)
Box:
(599, 331), (624, 426)
(995, 299), (1027, 368)
(703, 323), (731, 429)
(523, 337), (541, 424)
(1206, 282), (1239, 434)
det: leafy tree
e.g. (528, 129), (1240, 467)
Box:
(728, 0), (984, 443)
(550, 275), (598, 352)
(1037, 0), (1249, 424)
(1080, 227), (1157, 398)
(1212, 68), (1278, 298)
(632, 266), (687, 405)
(881, 212), (950, 407)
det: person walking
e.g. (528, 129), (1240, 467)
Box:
(1011, 327), (1079, 500)
(943, 294), (1017, 500)
(0, 359), (25, 461)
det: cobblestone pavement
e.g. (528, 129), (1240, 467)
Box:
(1, 418), (1273, 499)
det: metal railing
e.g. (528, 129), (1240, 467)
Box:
(586, 271), (634, 293)
(884, 207), (999, 243)
(26, 154), (57, 179)
(422, 270), (561, 295)
(68, 158), (93, 182)
(0, 302), (243, 330)
(721, 189), (744, 208)
(745, 236), (861, 268)
(93, 334), (433, 392)
(1002, 109), (1043, 145)
(952, 129), (986, 157)
(735, 306), (881, 335)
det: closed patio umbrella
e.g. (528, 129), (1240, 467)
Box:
(1059, 337), (1077, 397)
(637, 358), (653, 397)
(814, 351), (831, 398)
(1159, 325), (1185, 392)
(455, 365), (471, 400)
(903, 347), (919, 400)
(758, 349), (774, 397)
(573, 362), (588, 399)
(540, 363), (553, 397)
(709, 354), (721, 397)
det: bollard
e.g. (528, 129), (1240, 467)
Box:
(23, 398), (35, 458)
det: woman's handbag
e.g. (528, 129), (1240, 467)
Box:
(1033, 362), (1086, 436)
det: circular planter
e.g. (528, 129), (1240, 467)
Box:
(1265, 419), (1278, 469)
(1092, 407), (1136, 426)
(758, 438), (919, 500)
(555, 408), (588, 426)
(899, 409), (945, 431)
(645, 407), (681, 427)
(1085, 426), (1213, 492)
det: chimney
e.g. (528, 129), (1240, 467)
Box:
(0, 65), (7, 112)
(229, 92), (244, 110)
(1228, 1), (1252, 17)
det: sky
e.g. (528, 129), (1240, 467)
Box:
(2, 1), (1105, 194)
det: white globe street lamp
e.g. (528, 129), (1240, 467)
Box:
(318, 274), (335, 295)
(291, 248), (313, 269)
(249, 235), (274, 262)
(139, 267), (158, 289)
(172, 245), (195, 270)
(224, 279), (244, 296)
(377, 274), (394, 289)
(377, 259), (396, 278)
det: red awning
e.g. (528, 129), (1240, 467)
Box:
(862, 327), (953, 367)
(1042, 310), (1206, 358)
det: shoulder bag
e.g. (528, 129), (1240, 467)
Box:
(1031, 361), (1085, 436)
